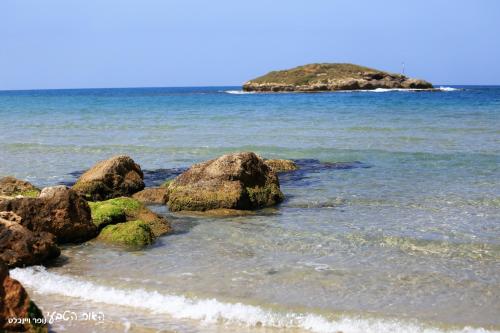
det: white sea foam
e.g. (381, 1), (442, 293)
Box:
(358, 87), (459, 93)
(11, 267), (497, 333)
(437, 86), (460, 91)
(224, 90), (256, 94)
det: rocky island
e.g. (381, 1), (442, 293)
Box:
(242, 63), (433, 92)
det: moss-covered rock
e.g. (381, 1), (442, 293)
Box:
(167, 152), (284, 212)
(88, 201), (127, 229)
(264, 159), (298, 172)
(89, 197), (172, 246)
(98, 220), (154, 247)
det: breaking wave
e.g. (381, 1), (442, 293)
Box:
(11, 267), (497, 333)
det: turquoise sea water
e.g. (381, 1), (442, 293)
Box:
(2, 86), (500, 333)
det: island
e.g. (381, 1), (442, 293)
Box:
(242, 63), (433, 92)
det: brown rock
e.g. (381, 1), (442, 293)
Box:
(72, 155), (145, 201)
(264, 159), (298, 172)
(0, 186), (97, 243)
(0, 262), (48, 332)
(0, 212), (60, 268)
(168, 152), (284, 212)
(0, 177), (40, 198)
(132, 187), (169, 204)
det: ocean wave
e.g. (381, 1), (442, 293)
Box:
(223, 90), (256, 94)
(11, 267), (497, 333)
(438, 86), (460, 91)
(354, 87), (459, 93)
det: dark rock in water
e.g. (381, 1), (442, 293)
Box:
(132, 187), (169, 204)
(0, 176), (40, 198)
(264, 159), (298, 173)
(278, 159), (371, 184)
(0, 262), (48, 332)
(0, 212), (60, 268)
(167, 152), (284, 212)
(243, 63), (433, 92)
(72, 155), (145, 201)
(0, 186), (97, 243)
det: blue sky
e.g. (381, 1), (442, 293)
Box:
(1, 0), (499, 90)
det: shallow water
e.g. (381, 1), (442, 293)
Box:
(1, 86), (500, 333)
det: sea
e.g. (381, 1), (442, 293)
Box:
(1, 86), (499, 333)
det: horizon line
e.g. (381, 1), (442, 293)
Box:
(1, 84), (498, 93)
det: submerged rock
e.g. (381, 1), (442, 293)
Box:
(264, 159), (298, 173)
(0, 262), (48, 332)
(89, 197), (172, 246)
(0, 176), (40, 198)
(72, 155), (145, 201)
(0, 186), (97, 243)
(243, 63), (433, 92)
(98, 220), (155, 247)
(167, 152), (284, 212)
(132, 187), (169, 204)
(0, 212), (60, 268)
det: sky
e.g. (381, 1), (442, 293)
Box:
(1, 0), (499, 90)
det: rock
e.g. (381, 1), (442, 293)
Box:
(167, 152), (284, 212)
(0, 186), (97, 243)
(0, 212), (60, 268)
(98, 220), (155, 247)
(242, 63), (433, 92)
(264, 159), (298, 172)
(0, 177), (40, 198)
(0, 262), (48, 332)
(72, 155), (145, 201)
(88, 197), (172, 237)
(132, 187), (169, 204)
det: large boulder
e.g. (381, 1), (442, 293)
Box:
(0, 212), (60, 268)
(0, 186), (97, 243)
(167, 152), (284, 212)
(0, 262), (48, 332)
(0, 177), (40, 198)
(72, 155), (145, 201)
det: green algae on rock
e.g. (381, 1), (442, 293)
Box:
(167, 152), (284, 212)
(98, 220), (155, 247)
(89, 197), (172, 243)
(243, 63), (433, 92)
